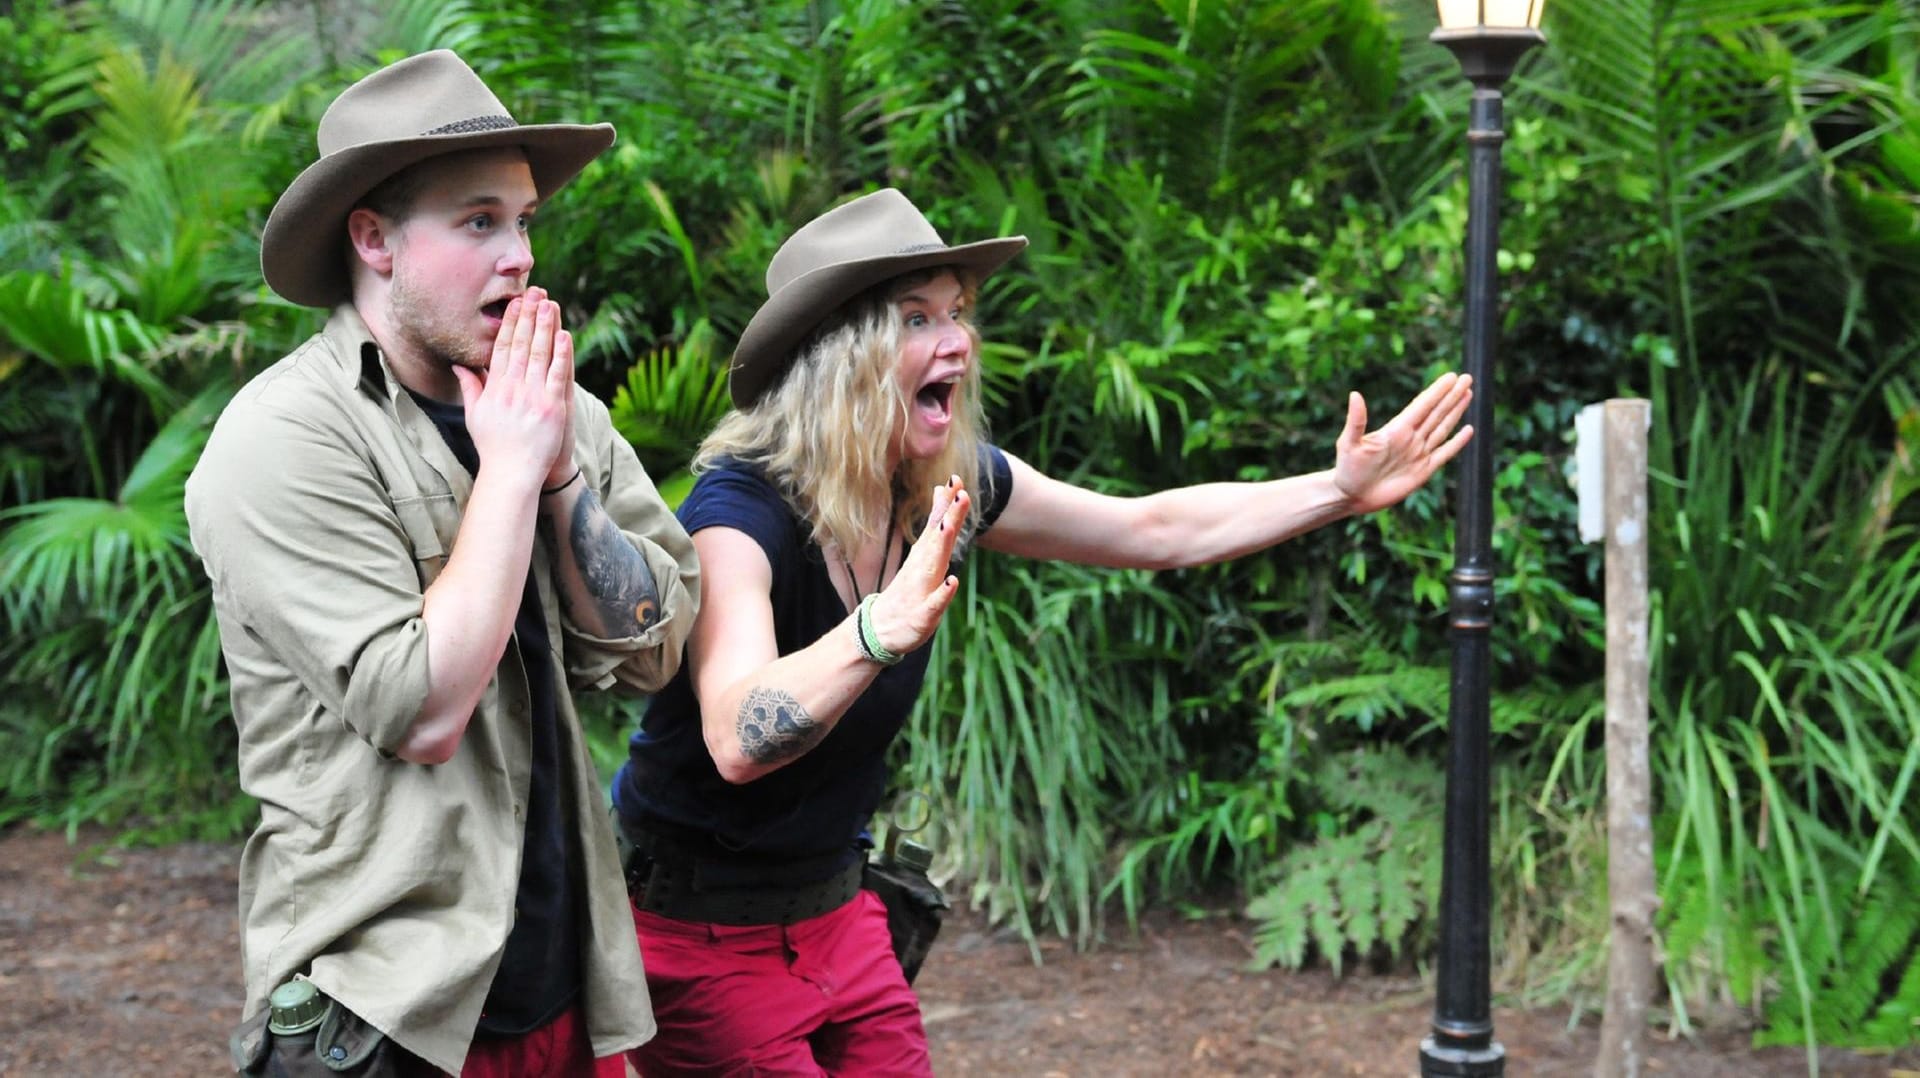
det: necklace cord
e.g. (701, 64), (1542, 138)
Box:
(841, 513), (898, 604)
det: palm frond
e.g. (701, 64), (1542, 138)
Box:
(79, 45), (272, 323)
(1539, 0), (1903, 399)
(604, 317), (731, 495)
(0, 386), (221, 616)
(0, 271), (169, 403)
(1064, 0), (1395, 205)
(92, 0), (313, 105)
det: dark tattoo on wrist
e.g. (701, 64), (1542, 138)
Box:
(562, 485), (662, 635)
(737, 687), (825, 764)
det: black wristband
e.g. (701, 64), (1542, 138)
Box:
(540, 467), (582, 497)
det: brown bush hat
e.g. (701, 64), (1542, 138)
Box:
(261, 49), (614, 308)
(729, 188), (1028, 408)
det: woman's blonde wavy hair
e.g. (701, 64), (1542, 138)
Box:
(696, 268), (990, 559)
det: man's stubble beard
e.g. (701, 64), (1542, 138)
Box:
(389, 263), (489, 375)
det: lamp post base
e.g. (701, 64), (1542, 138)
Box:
(1419, 1035), (1506, 1077)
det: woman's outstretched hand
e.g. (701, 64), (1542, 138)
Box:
(1332, 372), (1475, 515)
(868, 476), (973, 656)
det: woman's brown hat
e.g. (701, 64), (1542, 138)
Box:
(260, 50), (614, 308)
(729, 188), (1028, 408)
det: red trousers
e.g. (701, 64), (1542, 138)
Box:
(450, 1006), (627, 1078)
(626, 889), (931, 1077)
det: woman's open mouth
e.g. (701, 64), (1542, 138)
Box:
(915, 379), (956, 424)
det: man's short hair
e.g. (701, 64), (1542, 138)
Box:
(356, 163), (431, 224)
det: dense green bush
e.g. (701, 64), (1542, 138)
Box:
(3, 0), (1917, 1058)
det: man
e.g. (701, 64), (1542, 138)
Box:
(185, 50), (698, 1076)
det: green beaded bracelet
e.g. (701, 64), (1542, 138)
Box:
(855, 594), (905, 666)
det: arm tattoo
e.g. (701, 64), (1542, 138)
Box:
(736, 687), (827, 765)
(560, 485), (662, 635)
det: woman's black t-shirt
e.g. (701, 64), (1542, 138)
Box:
(612, 448), (1013, 886)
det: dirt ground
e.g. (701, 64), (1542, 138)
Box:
(3, 827), (1917, 1077)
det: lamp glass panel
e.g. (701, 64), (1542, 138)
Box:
(1436, 0), (1544, 28)
(1436, 0), (1480, 28)
(1485, 0), (1544, 26)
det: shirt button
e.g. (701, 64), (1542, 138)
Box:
(513, 802), (524, 820)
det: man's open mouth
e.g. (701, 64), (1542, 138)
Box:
(480, 298), (511, 320)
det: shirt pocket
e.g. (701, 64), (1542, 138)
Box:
(391, 493), (458, 584)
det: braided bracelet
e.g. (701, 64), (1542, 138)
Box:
(854, 594), (905, 666)
(851, 598), (882, 662)
(540, 467), (583, 497)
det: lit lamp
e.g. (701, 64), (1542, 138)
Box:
(1422, 3), (1544, 1077)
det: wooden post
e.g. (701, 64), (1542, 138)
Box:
(1595, 398), (1656, 1078)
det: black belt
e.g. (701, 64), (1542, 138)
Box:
(616, 814), (865, 926)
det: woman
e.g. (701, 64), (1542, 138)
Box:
(611, 188), (1473, 1076)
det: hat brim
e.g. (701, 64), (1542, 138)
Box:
(260, 123), (615, 307)
(728, 235), (1028, 408)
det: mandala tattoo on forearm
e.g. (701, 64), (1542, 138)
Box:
(560, 486), (661, 634)
(737, 687), (826, 764)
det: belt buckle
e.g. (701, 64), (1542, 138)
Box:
(624, 848), (655, 900)
(612, 812), (651, 900)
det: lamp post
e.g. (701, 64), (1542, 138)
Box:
(1421, 3), (1544, 1077)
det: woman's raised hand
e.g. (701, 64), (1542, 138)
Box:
(867, 476), (973, 656)
(1331, 372), (1475, 515)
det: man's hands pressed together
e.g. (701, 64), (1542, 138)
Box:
(456, 285), (578, 497)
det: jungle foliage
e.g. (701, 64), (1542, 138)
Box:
(3, 0), (1918, 1056)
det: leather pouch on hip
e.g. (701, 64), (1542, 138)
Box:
(863, 851), (950, 985)
(230, 981), (405, 1076)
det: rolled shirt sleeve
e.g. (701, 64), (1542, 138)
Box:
(186, 390), (434, 756)
(562, 391), (701, 695)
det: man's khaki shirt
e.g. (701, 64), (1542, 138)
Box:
(185, 306), (698, 1074)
